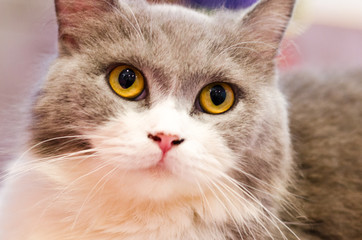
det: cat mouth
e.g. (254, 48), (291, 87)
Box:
(142, 156), (173, 177)
(151, 158), (168, 170)
(142, 164), (172, 178)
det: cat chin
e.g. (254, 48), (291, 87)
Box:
(85, 151), (234, 201)
(56, 153), (208, 201)
(114, 170), (202, 201)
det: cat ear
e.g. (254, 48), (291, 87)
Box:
(239, 0), (296, 59)
(54, 0), (119, 54)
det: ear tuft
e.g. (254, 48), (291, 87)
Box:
(54, 0), (118, 54)
(240, 0), (296, 59)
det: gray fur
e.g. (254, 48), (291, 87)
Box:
(282, 71), (362, 240)
(1, 0), (361, 239)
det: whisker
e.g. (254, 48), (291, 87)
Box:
(190, 162), (299, 239)
(35, 158), (112, 230)
(202, 175), (244, 240)
(111, 2), (145, 42)
(195, 180), (228, 240)
(0, 148), (98, 184)
(219, 173), (300, 240)
(229, 164), (300, 198)
(71, 164), (119, 230)
(211, 177), (274, 240)
(122, 1), (146, 42)
(215, 40), (278, 59)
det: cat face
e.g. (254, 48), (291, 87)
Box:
(31, 0), (294, 216)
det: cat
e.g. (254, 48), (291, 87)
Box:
(0, 0), (361, 239)
(283, 70), (362, 240)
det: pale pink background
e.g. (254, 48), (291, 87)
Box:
(0, 0), (362, 172)
(0, 0), (57, 171)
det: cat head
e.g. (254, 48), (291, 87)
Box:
(30, 0), (295, 223)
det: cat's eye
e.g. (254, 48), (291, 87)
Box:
(109, 65), (145, 99)
(199, 82), (235, 114)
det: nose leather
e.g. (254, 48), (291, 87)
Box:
(148, 133), (184, 154)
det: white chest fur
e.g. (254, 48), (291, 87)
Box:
(0, 156), (240, 240)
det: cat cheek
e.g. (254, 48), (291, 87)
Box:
(165, 139), (235, 181)
(88, 127), (162, 170)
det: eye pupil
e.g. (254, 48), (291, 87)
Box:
(118, 68), (136, 89)
(210, 85), (226, 106)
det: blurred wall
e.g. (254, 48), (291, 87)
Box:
(0, 0), (57, 170)
(281, 0), (362, 70)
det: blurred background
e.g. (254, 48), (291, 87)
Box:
(0, 0), (362, 170)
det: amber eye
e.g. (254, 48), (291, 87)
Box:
(199, 82), (235, 114)
(109, 65), (145, 99)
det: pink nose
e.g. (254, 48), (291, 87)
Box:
(148, 133), (184, 154)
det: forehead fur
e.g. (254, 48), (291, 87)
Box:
(54, 1), (278, 101)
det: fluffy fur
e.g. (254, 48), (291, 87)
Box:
(281, 71), (362, 240)
(0, 0), (361, 239)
